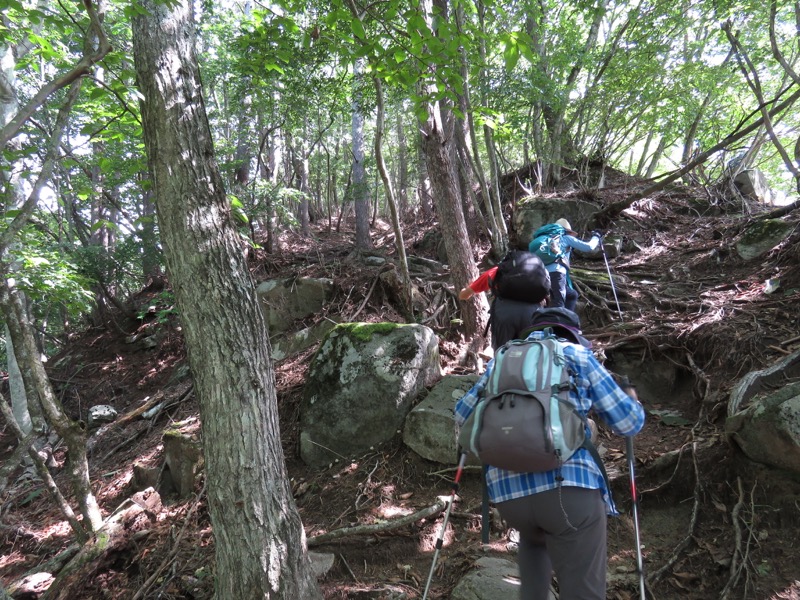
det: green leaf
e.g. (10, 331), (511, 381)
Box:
(503, 39), (520, 72)
(351, 19), (366, 41)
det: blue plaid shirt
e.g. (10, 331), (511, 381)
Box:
(455, 331), (645, 515)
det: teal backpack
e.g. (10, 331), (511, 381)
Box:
(529, 223), (568, 265)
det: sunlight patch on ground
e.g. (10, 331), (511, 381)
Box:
(376, 503), (413, 519)
(770, 580), (800, 599)
(0, 550), (25, 571)
(417, 517), (455, 553)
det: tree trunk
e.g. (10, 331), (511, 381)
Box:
(139, 170), (162, 279)
(286, 130), (312, 236)
(5, 323), (34, 434)
(132, 2), (322, 598)
(395, 111), (409, 217)
(373, 77), (412, 315)
(418, 0), (484, 343)
(415, 128), (434, 218)
(352, 59), (373, 249)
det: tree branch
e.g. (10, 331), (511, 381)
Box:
(597, 83), (800, 220)
(0, 0), (111, 148)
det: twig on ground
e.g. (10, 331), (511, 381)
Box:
(640, 443), (691, 496)
(350, 277), (379, 320)
(780, 334), (800, 346)
(338, 553), (360, 583)
(426, 465), (483, 479)
(131, 480), (207, 600)
(355, 460), (380, 509)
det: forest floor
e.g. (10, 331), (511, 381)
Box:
(2, 168), (800, 600)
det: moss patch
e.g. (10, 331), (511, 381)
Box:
(332, 322), (407, 342)
(740, 218), (792, 244)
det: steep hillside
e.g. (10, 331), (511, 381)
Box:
(2, 172), (800, 600)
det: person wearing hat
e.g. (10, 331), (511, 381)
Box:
(530, 218), (603, 312)
(455, 307), (644, 600)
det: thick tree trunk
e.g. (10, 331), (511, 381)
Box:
(132, 2), (321, 598)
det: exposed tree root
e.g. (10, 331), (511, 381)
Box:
(647, 441), (703, 585)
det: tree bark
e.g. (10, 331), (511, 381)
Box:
(131, 2), (321, 598)
(5, 323), (33, 434)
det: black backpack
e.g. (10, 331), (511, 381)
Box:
(490, 250), (550, 303)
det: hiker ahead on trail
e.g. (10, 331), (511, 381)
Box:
(455, 308), (645, 600)
(529, 218), (602, 312)
(459, 252), (551, 350)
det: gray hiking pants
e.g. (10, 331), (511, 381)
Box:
(496, 486), (607, 600)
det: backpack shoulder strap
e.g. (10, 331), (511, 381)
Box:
(548, 336), (613, 494)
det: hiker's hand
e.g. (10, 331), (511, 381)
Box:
(615, 375), (640, 402)
(459, 287), (475, 301)
(613, 373), (633, 388)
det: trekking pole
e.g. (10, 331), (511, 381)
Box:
(621, 380), (646, 600)
(422, 452), (467, 600)
(481, 466), (490, 544)
(600, 239), (624, 321)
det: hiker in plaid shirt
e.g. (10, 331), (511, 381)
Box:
(456, 308), (645, 600)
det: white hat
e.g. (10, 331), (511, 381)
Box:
(555, 218), (575, 233)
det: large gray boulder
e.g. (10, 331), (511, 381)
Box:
(300, 323), (442, 467)
(726, 350), (800, 474)
(451, 556), (557, 600)
(513, 197), (600, 248)
(735, 218), (793, 261)
(733, 169), (774, 205)
(403, 374), (479, 464)
(256, 277), (334, 335)
(270, 320), (337, 361)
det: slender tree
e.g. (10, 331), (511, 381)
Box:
(416, 0), (486, 344)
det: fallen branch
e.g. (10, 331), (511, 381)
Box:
(38, 489), (163, 600)
(87, 393), (164, 451)
(308, 500), (446, 547)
